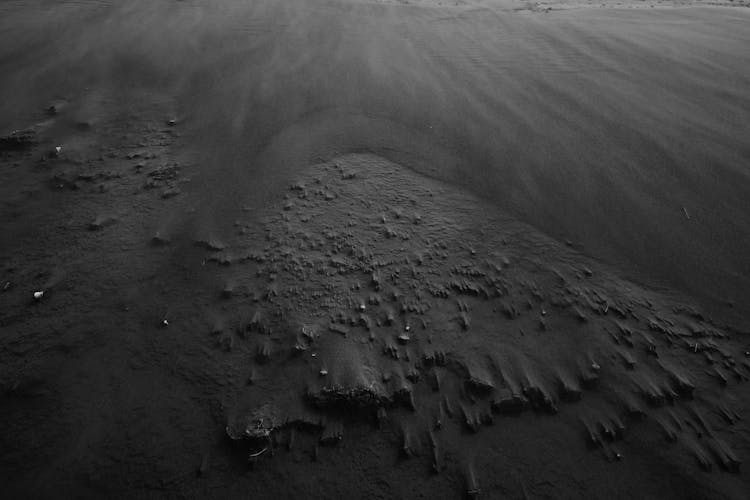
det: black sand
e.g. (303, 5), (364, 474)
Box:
(1, 0), (750, 498)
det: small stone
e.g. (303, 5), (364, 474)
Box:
(33, 291), (44, 300)
(47, 146), (62, 158)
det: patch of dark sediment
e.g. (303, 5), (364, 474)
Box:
(217, 154), (748, 476)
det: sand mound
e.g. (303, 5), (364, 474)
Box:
(218, 154), (746, 475)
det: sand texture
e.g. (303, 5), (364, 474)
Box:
(1, 0), (750, 498)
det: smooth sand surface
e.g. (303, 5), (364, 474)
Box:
(1, 0), (749, 498)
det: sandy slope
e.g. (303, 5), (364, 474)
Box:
(1, 0), (750, 498)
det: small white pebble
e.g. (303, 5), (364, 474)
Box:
(319, 369), (328, 376)
(33, 291), (44, 300)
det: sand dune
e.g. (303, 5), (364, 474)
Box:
(1, 0), (750, 498)
(223, 153), (748, 497)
